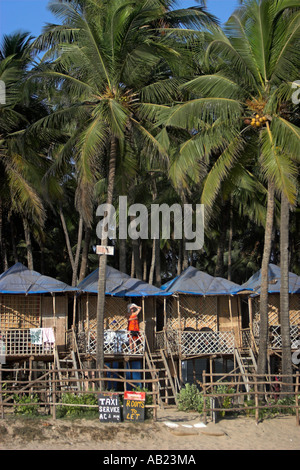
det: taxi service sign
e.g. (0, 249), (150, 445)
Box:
(98, 393), (121, 422)
(123, 391), (145, 422)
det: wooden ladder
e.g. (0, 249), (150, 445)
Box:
(234, 347), (257, 393)
(54, 332), (83, 391)
(145, 340), (178, 407)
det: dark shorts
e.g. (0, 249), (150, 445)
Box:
(129, 331), (139, 337)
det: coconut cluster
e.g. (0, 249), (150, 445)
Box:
(244, 114), (268, 128)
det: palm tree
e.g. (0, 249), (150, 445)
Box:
(0, 32), (47, 270)
(151, 0), (300, 377)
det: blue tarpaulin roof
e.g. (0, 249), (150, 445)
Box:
(161, 266), (248, 295)
(77, 265), (169, 297)
(0, 262), (77, 294)
(241, 263), (300, 295)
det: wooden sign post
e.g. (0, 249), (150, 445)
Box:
(98, 393), (121, 422)
(123, 391), (146, 422)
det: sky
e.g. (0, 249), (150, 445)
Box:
(0, 0), (240, 39)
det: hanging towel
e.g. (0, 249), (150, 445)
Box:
(30, 329), (43, 345)
(42, 328), (55, 344)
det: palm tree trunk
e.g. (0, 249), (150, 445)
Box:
(72, 215), (83, 286)
(131, 228), (143, 280)
(96, 136), (117, 374)
(155, 237), (161, 286)
(228, 199), (233, 281)
(0, 201), (8, 271)
(23, 217), (34, 270)
(280, 192), (293, 393)
(149, 237), (156, 285)
(79, 225), (91, 283)
(10, 219), (18, 264)
(119, 238), (127, 273)
(177, 239), (182, 275)
(257, 180), (275, 379)
(59, 206), (75, 271)
(215, 202), (227, 278)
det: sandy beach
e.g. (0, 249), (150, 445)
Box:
(0, 407), (299, 452)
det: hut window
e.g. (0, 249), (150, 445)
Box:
(0, 294), (41, 329)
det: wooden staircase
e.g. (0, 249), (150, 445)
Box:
(234, 347), (257, 393)
(145, 338), (180, 407)
(54, 331), (84, 391)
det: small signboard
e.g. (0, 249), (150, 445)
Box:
(96, 245), (114, 255)
(98, 393), (121, 423)
(123, 391), (146, 422)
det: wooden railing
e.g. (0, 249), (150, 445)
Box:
(156, 329), (235, 356)
(0, 365), (160, 420)
(0, 328), (55, 356)
(242, 325), (300, 351)
(202, 371), (300, 426)
(76, 329), (146, 356)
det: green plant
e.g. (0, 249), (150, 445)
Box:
(57, 392), (98, 419)
(213, 384), (236, 417)
(177, 383), (208, 413)
(14, 394), (40, 416)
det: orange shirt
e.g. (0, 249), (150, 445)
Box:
(128, 313), (139, 332)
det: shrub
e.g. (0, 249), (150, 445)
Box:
(14, 394), (40, 416)
(213, 384), (236, 416)
(177, 383), (208, 413)
(57, 392), (98, 418)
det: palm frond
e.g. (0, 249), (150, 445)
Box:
(271, 115), (300, 161)
(201, 134), (246, 209)
(260, 122), (298, 204)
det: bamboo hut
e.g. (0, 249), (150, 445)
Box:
(160, 266), (250, 356)
(157, 266), (254, 385)
(241, 264), (300, 352)
(0, 262), (77, 363)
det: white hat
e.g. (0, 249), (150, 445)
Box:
(127, 303), (138, 312)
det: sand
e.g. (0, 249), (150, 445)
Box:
(0, 407), (299, 452)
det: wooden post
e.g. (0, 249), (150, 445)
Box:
(39, 294), (42, 327)
(52, 364), (56, 420)
(72, 293), (77, 329)
(209, 357), (213, 386)
(153, 380), (157, 422)
(248, 297), (253, 331)
(177, 295), (181, 354)
(238, 296), (242, 348)
(142, 297), (145, 324)
(52, 293), (56, 331)
(203, 372), (207, 425)
(86, 293), (89, 332)
(254, 377), (259, 424)
(0, 364), (3, 419)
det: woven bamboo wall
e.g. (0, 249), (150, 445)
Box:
(253, 294), (300, 325)
(0, 294), (41, 329)
(166, 295), (218, 331)
(0, 293), (70, 348)
(165, 294), (242, 347)
(79, 295), (147, 331)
